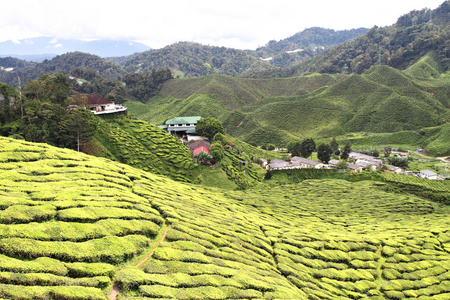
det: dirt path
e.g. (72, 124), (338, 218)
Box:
(107, 225), (170, 300)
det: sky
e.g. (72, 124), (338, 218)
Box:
(2, 0), (445, 50)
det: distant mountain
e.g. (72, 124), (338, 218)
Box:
(249, 1), (450, 78)
(0, 37), (150, 61)
(249, 27), (369, 68)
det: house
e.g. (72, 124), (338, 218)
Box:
(348, 163), (363, 172)
(291, 157), (325, 169)
(268, 157), (325, 170)
(159, 116), (202, 137)
(349, 152), (382, 168)
(188, 141), (211, 156)
(268, 159), (290, 170)
(87, 94), (127, 115)
(328, 159), (340, 166)
(418, 170), (439, 180)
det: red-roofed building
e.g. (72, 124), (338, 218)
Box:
(189, 141), (211, 156)
(193, 146), (210, 156)
(87, 94), (127, 115)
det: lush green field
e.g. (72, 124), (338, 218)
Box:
(1, 137), (449, 299)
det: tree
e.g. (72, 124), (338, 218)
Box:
(213, 132), (227, 146)
(330, 137), (339, 155)
(267, 144), (276, 151)
(194, 151), (213, 165)
(300, 138), (316, 158)
(195, 117), (224, 140)
(388, 156), (409, 168)
(291, 141), (302, 157)
(209, 141), (224, 162)
(341, 141), (352, 160)
(384, 147), (392, 157)
(59, 108), (95, 152)
(335, 160), (348, 170)
(317, 143), (332, 163)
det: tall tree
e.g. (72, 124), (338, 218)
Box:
(59, 108), (95, 152)
(317, 143), (332, 163)
(330, 137), (339, 154)
(341, 141), (352, 160)
(300, 138), (316, 158)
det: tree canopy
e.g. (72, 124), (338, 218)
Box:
(195, 117), (224, 140)
(300, 138), (316, 158)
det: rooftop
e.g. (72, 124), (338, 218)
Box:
(165, 116), (202, 125)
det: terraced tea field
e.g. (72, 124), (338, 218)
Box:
(0, 137), (449, 299)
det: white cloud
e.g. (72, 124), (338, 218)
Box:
(0, 0), (445, 50)
(54, 44), (63, 48)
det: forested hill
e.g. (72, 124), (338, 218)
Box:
(250, 27), (368, 68)
(249, 1), (450, 78)
(119, 42), (275, 78)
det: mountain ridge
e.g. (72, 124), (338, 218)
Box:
(0, 37), (150, 61)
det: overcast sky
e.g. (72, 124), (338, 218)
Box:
(2, 0), (444, 50)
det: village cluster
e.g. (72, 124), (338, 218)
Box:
(266, 150), (445, 180)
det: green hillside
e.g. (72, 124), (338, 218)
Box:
(125, 73), (347, 125)
(0, 137), (449, 299)
(89, 117), (197, 182)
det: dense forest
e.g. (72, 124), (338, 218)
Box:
(248, 1), (450, 78)
(251, 27), (368, 68)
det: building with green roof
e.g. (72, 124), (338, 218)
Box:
(159, 116), (202, 137)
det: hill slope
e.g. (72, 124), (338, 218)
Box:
(125, 73), (347, 124)
(0, 137), (449, 299)
(224, 64), (449, 145)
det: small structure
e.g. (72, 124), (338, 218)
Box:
(188, 141), (211, 156)
(390, 166), (404, 174)
(160, 116), (202, 137)
(418, 169), (439, 180)
(87, 94), (127, 115)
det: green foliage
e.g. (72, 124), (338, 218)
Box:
(300, 138), (316, 158)
(341, 141), (352, 160)
(195, 117), (224, 140)
(317, 143), (332, 163)
(123, 68), (173, 101)
(387, 155), (410, 168)
(209, 141), (224, 162)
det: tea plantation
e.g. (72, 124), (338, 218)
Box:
(0, 137), (449, 299)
